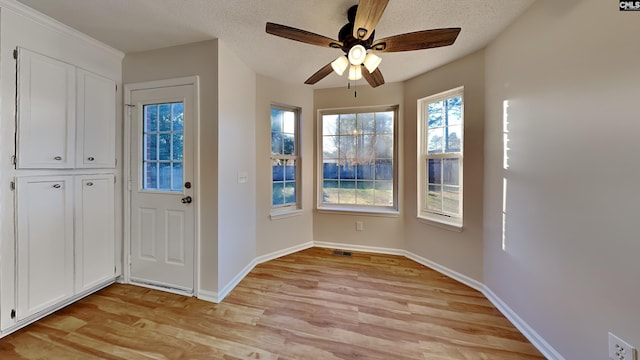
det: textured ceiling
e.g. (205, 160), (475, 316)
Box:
(16, 0), (535, 89)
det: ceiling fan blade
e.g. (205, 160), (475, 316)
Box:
(266, 22), (342, 49)
(353, 0), (389, 41)
(371, 28), (461, 52)
(305, 63), (334, 85)
(362, 67), (385, 88)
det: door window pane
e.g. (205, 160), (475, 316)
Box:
(143, 102), (184, 192)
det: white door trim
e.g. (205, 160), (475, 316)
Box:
(123, 76), (200, 297)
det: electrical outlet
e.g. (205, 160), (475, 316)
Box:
(609, 332), (637, 360)
(355, 221), (363, 231)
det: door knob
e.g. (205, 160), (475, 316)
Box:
(181, 196), (192, 204)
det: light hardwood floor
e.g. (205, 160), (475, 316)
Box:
(0, 248), (545, 359)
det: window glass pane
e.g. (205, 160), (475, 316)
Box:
(172, 163), (183, 191)
(271, 132), (283, 155)
(339, 164), (356, 180)
(427, 184), (442, 211)
(159, 104), (171, 131)
(428, 101), (443, 127)
(285, 159), (296, 181)
(323, 162), (339, 180)
(428, 158), (442, 184)
(340, 137), (357, 160)
(172, 134), (183, 161)
(375, 135), (393, 158)
(323, 115), (338, 135)
(172, 103), (184, 131)
(358, 135), (375, 163)
(322, 180), (339, 203)
(428, 128), (444, 154)
(271, 108), (283, 132)
(443, 185), (460, 214)
(272, 159), (285, 181)
(144, 105), (158, 131)
(374, 181), (393, 207)
(158, 134), (171, 160)
(272, 183), (284, 206)
(447, 96), (463, 126)
(144, 134), (157, 160)
(283, 111), (295, 134)
(339, 181), (356, 205)
(144, 162), (158, 189)
(158, 162), (171, 190)
(323, 136), (339, 158)
(284, 182), (296, 204)
(375, 159), (393, 180)
(357, 113), (375, 134)
(446, 125), (462, 153)
(443, 158), (459, 186)
(356, 181), (374, 205)
(357, 164), (375, 180)
(339, 114), (356, 135)
(283, 134), (295, 155)
(376, 112), (394, 134)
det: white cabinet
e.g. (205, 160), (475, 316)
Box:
(74, 174), (115, 292)
(16, 48), (116, 169)
(15, 174), (116, 320)
(16, 48), (76, 169)
(76, 70), (116, 168)
(16, 176), (75, 320)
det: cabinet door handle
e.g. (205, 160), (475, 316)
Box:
(54, 156), (62, 161)
(52, 184), (61, 189)
(86, 182), (94, 186)
(87, 157), (95, 161)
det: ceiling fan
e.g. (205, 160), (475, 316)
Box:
(265, 0), (461, 88)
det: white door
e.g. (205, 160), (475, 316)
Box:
(16, 176), (74, 320)
(129, 84), (196, 294)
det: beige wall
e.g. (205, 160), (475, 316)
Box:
(123, 40), (220, 293)
(255, 75), (314, 256)
(217, 41), (257, 290)
(484, 0), (640, 358)
(313, 83), (405, 250)
(403, 50), (485, 282)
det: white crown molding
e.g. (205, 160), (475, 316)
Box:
(0, 0), (124, 59)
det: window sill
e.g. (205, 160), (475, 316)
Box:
(270, 208), (303, 220)
(417, 215), (463, 232)
(317, 206), (399, 218)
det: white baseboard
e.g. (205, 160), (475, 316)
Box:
(483, 287), (564, 360)
(313, 241), (406, 256)
(214, 241), (315, 303)
(403, 251), (485, 293)
(197, 289), (219, 304)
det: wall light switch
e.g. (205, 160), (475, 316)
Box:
(237, 172), (248, 184)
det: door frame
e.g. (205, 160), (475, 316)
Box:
(123, 76), (200, 296)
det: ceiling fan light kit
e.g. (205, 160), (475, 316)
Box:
(331, 55), (349, 76)
(265, 0), (461, 88)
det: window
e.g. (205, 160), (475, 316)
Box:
(319, 106), (398, 213)
(271, 104), (300, 213)
(418, 87), (463, 227)
(143, 102), (184, 192)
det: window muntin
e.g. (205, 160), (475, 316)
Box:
(271, 105), (300, 210)
(320, 107), (397, 211)
(142, 102), (184, 192)
(418, 87), (463, 226)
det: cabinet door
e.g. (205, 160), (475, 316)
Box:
(16, 48), (76, 169)
(76, 70), (116, 168)
(16, 176), (74, 320)
(75, 174), (116, 292)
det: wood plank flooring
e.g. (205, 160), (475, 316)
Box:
(0, 248), (545, 359)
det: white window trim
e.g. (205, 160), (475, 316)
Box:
(317, 105), (399, 214)
(417, 87), (464, 229)
(270, 104), (301, 217)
